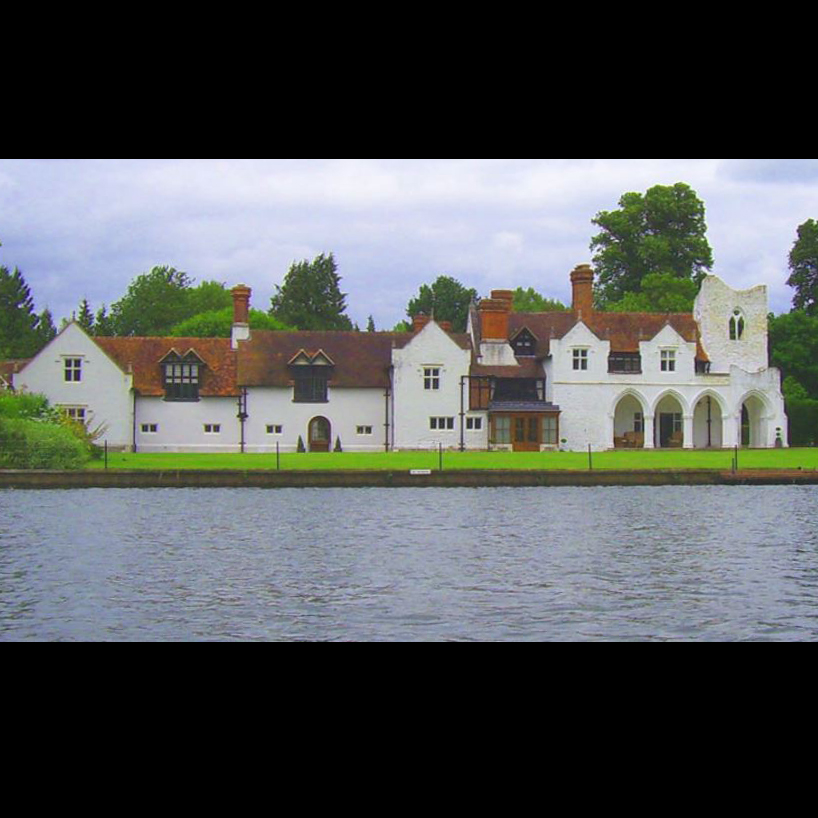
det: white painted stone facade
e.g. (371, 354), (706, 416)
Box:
(9, 273), (788, 454)
(13, 323), (135, 449)
(392, 321), (475, 451)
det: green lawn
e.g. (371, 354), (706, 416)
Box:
(91, 448), (818, 472)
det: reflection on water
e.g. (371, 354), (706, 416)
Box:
(1, 487), (818, 641)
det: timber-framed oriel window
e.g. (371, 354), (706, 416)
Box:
(161, 350), (204, 402)
(289, 349), (334, 404)
(294, 373), (329, 403)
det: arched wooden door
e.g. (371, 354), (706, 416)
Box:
(309, 417), (331, 453)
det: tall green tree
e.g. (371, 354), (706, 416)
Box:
(768, 310), (818, 400)
(605, 273), (700, 313)
(591, 182), (714, 308)
(512, 287), (567, 313)
(270, 253), (354, 331)
(108, 266), (193, 336)
(94, 305), (114, 337)
(36, 308), (57, 347)
(187, 280), (234, 316)
(0, 265), (43, 358)
(170, 308), (291, 338)
(77, 298), (95, 333)
(406, 275), (477, 333)
(787, 219), (818, 316)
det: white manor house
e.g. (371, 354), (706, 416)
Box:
(6, 265), (788, 453)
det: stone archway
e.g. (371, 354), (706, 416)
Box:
(741, 395), (768, 448)
(613, 393), (647, 448)
(654, 394), (685, 448)
(693, 394), (725, 449)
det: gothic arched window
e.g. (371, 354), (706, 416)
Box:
(729, 310), (746, 341)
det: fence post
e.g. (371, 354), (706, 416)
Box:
(104, 440), (108, 470)
(277, 442), (281, 472)
(439, 442), (443, 473)
(588, 444), (593, 471)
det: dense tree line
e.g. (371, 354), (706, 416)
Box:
(769, 219), (818, 445)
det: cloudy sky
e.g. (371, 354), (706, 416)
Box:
(1, 158), (815, 329)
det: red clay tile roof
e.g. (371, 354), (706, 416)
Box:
(507, 311), (708, 361)
(240, 331), (407, 389)
(95, 337), (240, 397)
(92, 326), (472, 395)
(471, 359), (546, 379)
(0, 360), (29, 383)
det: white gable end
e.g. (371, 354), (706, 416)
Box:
(14, 323), (134, 449)
(392, 321), (472, 450)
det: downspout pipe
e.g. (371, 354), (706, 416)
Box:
(238, 388), (248, 454)
(460, 376), (466, 452)
(385, 365), (394, 452)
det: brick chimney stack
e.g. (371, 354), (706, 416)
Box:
(231, 285), (252, 348)
(571, 264), (595, 320)
(479, 291), (513, 342)
(232, 285), (252, 325)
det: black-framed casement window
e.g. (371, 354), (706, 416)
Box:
(64, 358), (83, 382)
(294, 372), (329, 403)
(573, 349), (589, 371)
(609, 353), (642, 374)
(162, 352), (203, 402)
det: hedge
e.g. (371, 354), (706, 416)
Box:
(0, 417), (89, 470)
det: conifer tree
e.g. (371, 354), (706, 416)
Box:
(77, 299), (95, 333)
(36, 309), (57, 347)
(787, 219), (818, 316)
(0, 265), (42, 358)
(94, 305), (114, 336)
(270, 253), (354, 331)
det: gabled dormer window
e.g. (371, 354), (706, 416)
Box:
(511, 328), (537, 357)
(289, 349), (334, 403)
(161, 350), (204, 402)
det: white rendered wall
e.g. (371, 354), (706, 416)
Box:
(13, 323), (134, 449)
(242, 387), (388, 453)
(549, 317), (786, 451)
(392, 322), (474, 450)
(135, 396), (242, 453)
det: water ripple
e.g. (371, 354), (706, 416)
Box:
(1, 486), (818, 640)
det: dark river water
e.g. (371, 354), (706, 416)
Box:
(1, 486), (818, 641)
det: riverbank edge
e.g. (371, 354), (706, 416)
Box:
(2, 468), (818, 489)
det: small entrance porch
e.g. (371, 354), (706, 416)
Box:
(490, 406), (561, 452)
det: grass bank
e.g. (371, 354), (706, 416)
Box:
(89, 448), (818, 472)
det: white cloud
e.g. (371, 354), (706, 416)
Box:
(0, 159), (812, 327)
